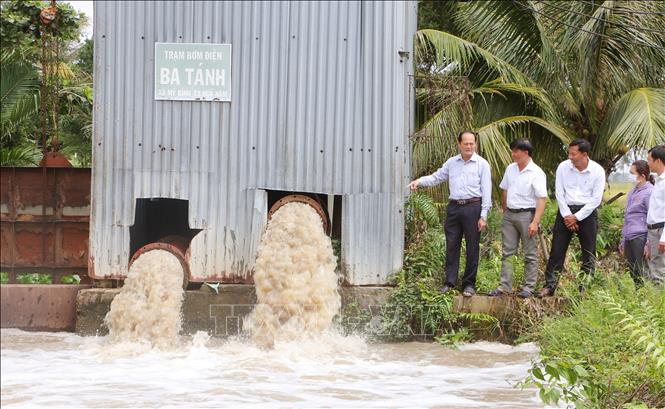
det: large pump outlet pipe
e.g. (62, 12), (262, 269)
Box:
(267, 194), (330, 234)
(128, 235), (191, 289)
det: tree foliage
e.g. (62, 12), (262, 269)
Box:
(0, 0), (92, 167)
(414, 0), (665, 191)
(0, 0), (84, 56)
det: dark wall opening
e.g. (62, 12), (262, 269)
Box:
(129, 198), (202, 259)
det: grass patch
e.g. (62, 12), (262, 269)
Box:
(605, 182), (634, 206)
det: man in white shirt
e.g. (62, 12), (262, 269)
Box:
(408, 131), (492, 297)
(541, 139), (605, 297)
(646, 145), (665, 283)
(489, 139), (547, 298)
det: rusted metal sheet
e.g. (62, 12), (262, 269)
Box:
(0, 167), (91, 283)
(0, 284), (92, 331)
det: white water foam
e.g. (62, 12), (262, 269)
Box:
(102, 250), (184, 355)
(1, 329), (555, 408)
(245, 202), (341, 348)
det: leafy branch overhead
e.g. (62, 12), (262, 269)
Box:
(413, 0), (665, 187)
(0, 0), (92, 167)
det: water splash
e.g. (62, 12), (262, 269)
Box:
(245, 202), (341, 348)
(103, 249), (184, 353)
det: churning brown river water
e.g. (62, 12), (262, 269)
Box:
(3, 204), (556, 408)
(1, 329), (554, 408)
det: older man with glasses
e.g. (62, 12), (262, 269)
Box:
(409, 130), (492, 297)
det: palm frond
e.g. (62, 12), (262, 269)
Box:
(471, 79), (559, 121)
(0, 142), (41, 167)
(415, 29), (532, 86)
(598, 88), (665, 154)
(476, 115), (573, 179)
(453, 1), (581, 119)
(1, 50), (39, 140)
(454, 1), (543, 72)
(411, 93), (470, 178)
(567, 1), (665, 130)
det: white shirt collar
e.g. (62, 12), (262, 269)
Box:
(518, 159), (537, 173)
(457, 153), (478, 162)
(567, 158), (592, 173)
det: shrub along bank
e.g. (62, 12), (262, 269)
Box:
(523, 276), (664, 409)
(371, 193), (664, 408)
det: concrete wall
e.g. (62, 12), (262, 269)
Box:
(1, 285), (92, 331)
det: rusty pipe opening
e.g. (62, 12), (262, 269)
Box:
(128, 235), (191, 289)
(267, 194), (330, 234)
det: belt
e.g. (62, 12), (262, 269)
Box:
(507, 208), (535, 213)
(449, 197), (481, 206)
(568, 204), (585, 212)
(648, 222), (665, 230)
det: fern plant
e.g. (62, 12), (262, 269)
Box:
(526, 275), (665, 408)
(599, 291), (665, 376)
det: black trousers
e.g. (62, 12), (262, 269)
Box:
(625, 234), (648, 285)
(544, 209), (598, 291)
(444, 202), (481, 289)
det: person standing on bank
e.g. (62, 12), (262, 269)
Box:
(408, 131), (492, 297)
(646, 145), (665, 284)
(540, 139), (605, 297)
(489, 139), (547, 298)
(619, 160), (653, 286)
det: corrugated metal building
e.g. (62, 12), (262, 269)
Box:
(90, 1), (417, 285)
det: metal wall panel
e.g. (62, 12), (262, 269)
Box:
(1, 168), (91, 284)
(91, 1), (416, 284)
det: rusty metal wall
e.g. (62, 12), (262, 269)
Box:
(0, 167), (91, 283)
(91, 1), (416, 284)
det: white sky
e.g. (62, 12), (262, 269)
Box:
(65, 1), (94, 39)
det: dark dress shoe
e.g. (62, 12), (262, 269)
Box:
(517, 289), (532, 298)
(539, 287), (553, 298)
(488, 288), (505, 297)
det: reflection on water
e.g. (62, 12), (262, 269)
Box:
(0, 329), (554, 408)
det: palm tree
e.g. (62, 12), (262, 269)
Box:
(413, 0), (665, 195)
(0, 49), (41, 166)
(1, 47), (91, 167)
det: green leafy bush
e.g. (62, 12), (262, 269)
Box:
(381, 194), (498, 344)
(523, 276), (665, 409)
(16, 273), (51, 284)
(0, 272), (82, 284)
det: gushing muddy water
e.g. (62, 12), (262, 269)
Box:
(1, 329), (551, 408)
(2, 203), (554, 407)
(246, 202), (341, 348)
(104, 250), (185, 352)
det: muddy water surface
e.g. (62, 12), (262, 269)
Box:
(1, 329), (552, 408)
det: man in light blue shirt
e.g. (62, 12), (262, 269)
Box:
(409, 131), (492, 297)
